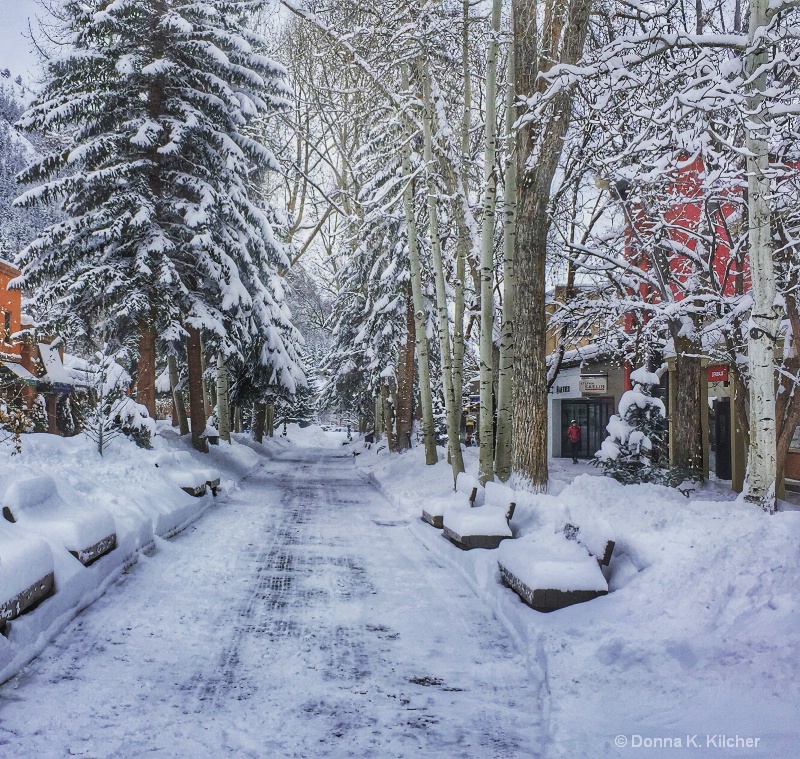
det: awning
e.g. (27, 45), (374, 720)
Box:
(0, 361), (39, 387)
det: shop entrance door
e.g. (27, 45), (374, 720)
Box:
(560, 399), (615, 459)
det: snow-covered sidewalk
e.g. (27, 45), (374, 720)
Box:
(0, 441), (543, 758)
(0, 424), (262, 684)
(358, 442), (800, 758)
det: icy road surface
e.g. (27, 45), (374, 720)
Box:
(0, 446), (544, 758)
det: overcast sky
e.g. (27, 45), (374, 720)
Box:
(0, 1), (44, 85)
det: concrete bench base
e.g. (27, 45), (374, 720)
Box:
(0, 572), (55, 628)
(70, 534), (117, 566)
(500, 565), (607, 612)
(421, 510), (443, 529)
(443, 526), (510, 550)
(207, 478), (221, 496)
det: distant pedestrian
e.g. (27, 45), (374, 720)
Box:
(567, 420), (581, 464)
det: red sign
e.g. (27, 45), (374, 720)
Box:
(707, 365), (729, 383)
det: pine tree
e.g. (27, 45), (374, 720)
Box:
(14, 0), (304, 425)
(595, 367), (668, 485)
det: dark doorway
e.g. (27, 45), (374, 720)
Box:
(560, 399), (615, 459)
(712, 398), (732, 480)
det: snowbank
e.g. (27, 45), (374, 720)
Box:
(355, 439), (800, 757)
(0, 423), (262, 684)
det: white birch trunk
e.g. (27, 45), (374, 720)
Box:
(216, 352), (231, 442)
(478, 0), (502, 484)
(402, 64), (438, 466)
(494, 35), (517, 483)
(418, 57), (465, 482)
(744, 0), (779, 511)
(452, 0), (472, 426)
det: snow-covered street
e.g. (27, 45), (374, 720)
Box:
(0, 443), (542, 758)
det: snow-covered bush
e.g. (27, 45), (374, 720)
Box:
(29, 395), (48, 433)
(595, 367), (667, 484)
(80, 350), (154, 454)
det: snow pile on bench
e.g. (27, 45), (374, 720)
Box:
(563, 514), (615, 566)
(172, 451), (221, 494)
(440, 474), (515, 549)
(0, 524), (54, 627)
(154, 452), (212, 497)
(455, 472), (484, 506)
(498, 531), (608, 611)
(421, 491), (464, 529)
(3, 475), (116, 566)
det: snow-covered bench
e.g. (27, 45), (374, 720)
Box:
(2, 476), (117, 566)
(422, 472), (482, 529)
(563, 518), (615, 566)
(0, 524), (55, 631)
(172, 451), (221, 495)
(441, 475), (514, 549)
(498, 532), (608, 612)
(155, 452), (221, 497)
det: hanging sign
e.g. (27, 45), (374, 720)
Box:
(707, 365), (729, 383)
(579, 376), (608, 394)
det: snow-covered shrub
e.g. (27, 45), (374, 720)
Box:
(56, 396), (76, 435)
(80, 349), (154, 454)
(595, 367), (667, 484)
(29, 395), (48, 433)
(113, 396), (155, 450)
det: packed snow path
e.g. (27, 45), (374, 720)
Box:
(0, 445), (544, 758)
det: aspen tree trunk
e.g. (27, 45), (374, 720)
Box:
(185, 325), (208, 453)
(418, 57), (465, 482)
(216, 352), (231, 442)
(168, 353), (189, 436)
(401, 63), (438, 465)
(494, 36), (517, 483)
(395, 286), (416, 451)
(252, 402), (266, 443)
(452, 0), (472, 424)
(744, 0), (779, 511)
(478, 0), (502, 484)
(512, 0), (591, 490)
(137, 319), (157, 418)
(234, 406), (242, 434)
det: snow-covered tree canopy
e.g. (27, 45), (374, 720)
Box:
(14, 0), (304, 393)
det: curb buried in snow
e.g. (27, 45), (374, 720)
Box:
(0, 430), (267, 685)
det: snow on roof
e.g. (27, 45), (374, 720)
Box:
(0, 360), (37, 383)
(39, 343), (79, 386)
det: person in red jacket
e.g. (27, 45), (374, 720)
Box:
(567, 420), (581, 463)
